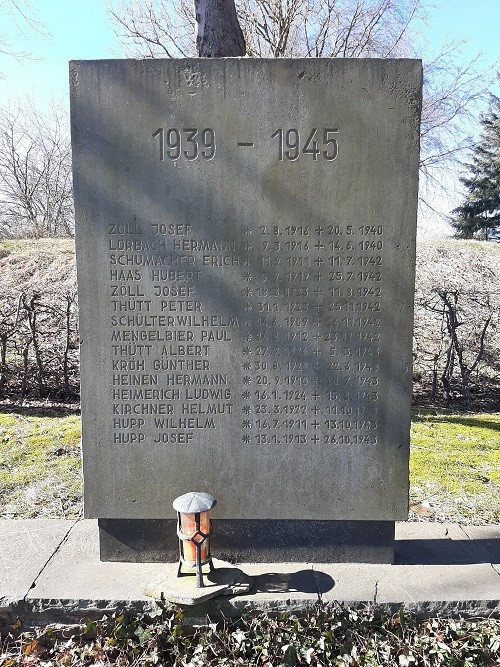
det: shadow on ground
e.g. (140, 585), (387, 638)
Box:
(396, 538), (500, 565)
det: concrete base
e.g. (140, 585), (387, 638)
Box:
(144, 559), (254, 605)
(98, 519), (396, 564)
(0, 520), (499, 629)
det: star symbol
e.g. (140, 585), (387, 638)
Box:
(243, 273), (252, 282)
(243, 347), (252, 355)
(243, 376), (252, 384)
(242, 390), (251, 399)
(242, 361), (251, 370)
(244, 242), (253, 251)
(242, 435), (251, 443)
(243, 226), (252, 235)
(242, 405), (251, 414)
(243, 333), (252, 342)
(242, 420), (252, 429)
(244, 288), (253, 297)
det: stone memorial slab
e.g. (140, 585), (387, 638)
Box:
(70, 59), (422, 561)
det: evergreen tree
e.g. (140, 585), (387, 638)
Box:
(453, 90), (500, 239)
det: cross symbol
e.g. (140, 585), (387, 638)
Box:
(312, 391), (320, 400)
(312, 435), (319, 444)
(314, 288), (323, 297)
(315, 241), (325, 251)
(315, 226), (324, 235)
(312, 377), (321, 386)
(314, 272), (323, 282)
(312, 420), (320, 428)
(315, 257), (324, 266)
(315, 303), (322, 313)
(313, 347), (320, 357)
(312, 405), (320, 414)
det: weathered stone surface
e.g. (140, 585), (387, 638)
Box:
(220, 570), (254, 595)
(0, 519), (73, 603)
(144, 559), (252, 604)
(27, 521), (163, 602)
(1, 521), (499, 622)
(98, 518), (396, 563)
(71, 59), (422, 563)
(395, 522), (500, 565)
(375, 563), (500, 605)
(459, 525), (500, 565)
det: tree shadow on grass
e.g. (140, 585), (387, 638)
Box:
(411, 410), (500, 434)
(0, 401), (80, 419)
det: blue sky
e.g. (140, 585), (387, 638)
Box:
(0, 0), (498, 111)
(0, 0), (498, 234)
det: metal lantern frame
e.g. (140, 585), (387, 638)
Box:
(173, 492), (217, 588)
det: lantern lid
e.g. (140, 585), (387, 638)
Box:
(173, 491), (217, 514)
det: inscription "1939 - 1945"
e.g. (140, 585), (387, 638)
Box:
(152, 127), (340, 162)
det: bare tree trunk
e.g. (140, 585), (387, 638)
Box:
(23, 294), (46, 397)
(0, 334), (7, 397)
(63, 293), (75, 397)
(194, 0), (246, 57)
(21, 341), (31, 398)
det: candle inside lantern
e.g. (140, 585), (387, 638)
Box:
(180, 511), (211, 564)
(173, 491), (216, 587)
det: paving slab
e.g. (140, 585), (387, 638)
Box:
(1, 520), (499, 624)
(0, 519), (73, 609)
(375, 563), (500, 617)
(395, 522), (465, 540)
(395, 522), (500, 565)
(27, 521), (164, 605)
(459, 525), (500, 566)
(144, 559), (253, 605)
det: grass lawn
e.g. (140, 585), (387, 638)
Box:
(0, 411), (82, 519)
(0, 408), (499, 523)
(410, 410), (500, 524)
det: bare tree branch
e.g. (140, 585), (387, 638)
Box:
(108, 0), (492, 212)
(0, 103), (74, 239)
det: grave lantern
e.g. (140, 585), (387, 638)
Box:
(173, 491), (216, 588)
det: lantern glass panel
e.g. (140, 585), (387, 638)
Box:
(180, 511), (210, 564)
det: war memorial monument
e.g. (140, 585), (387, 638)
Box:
(70, 58), (422, 564)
